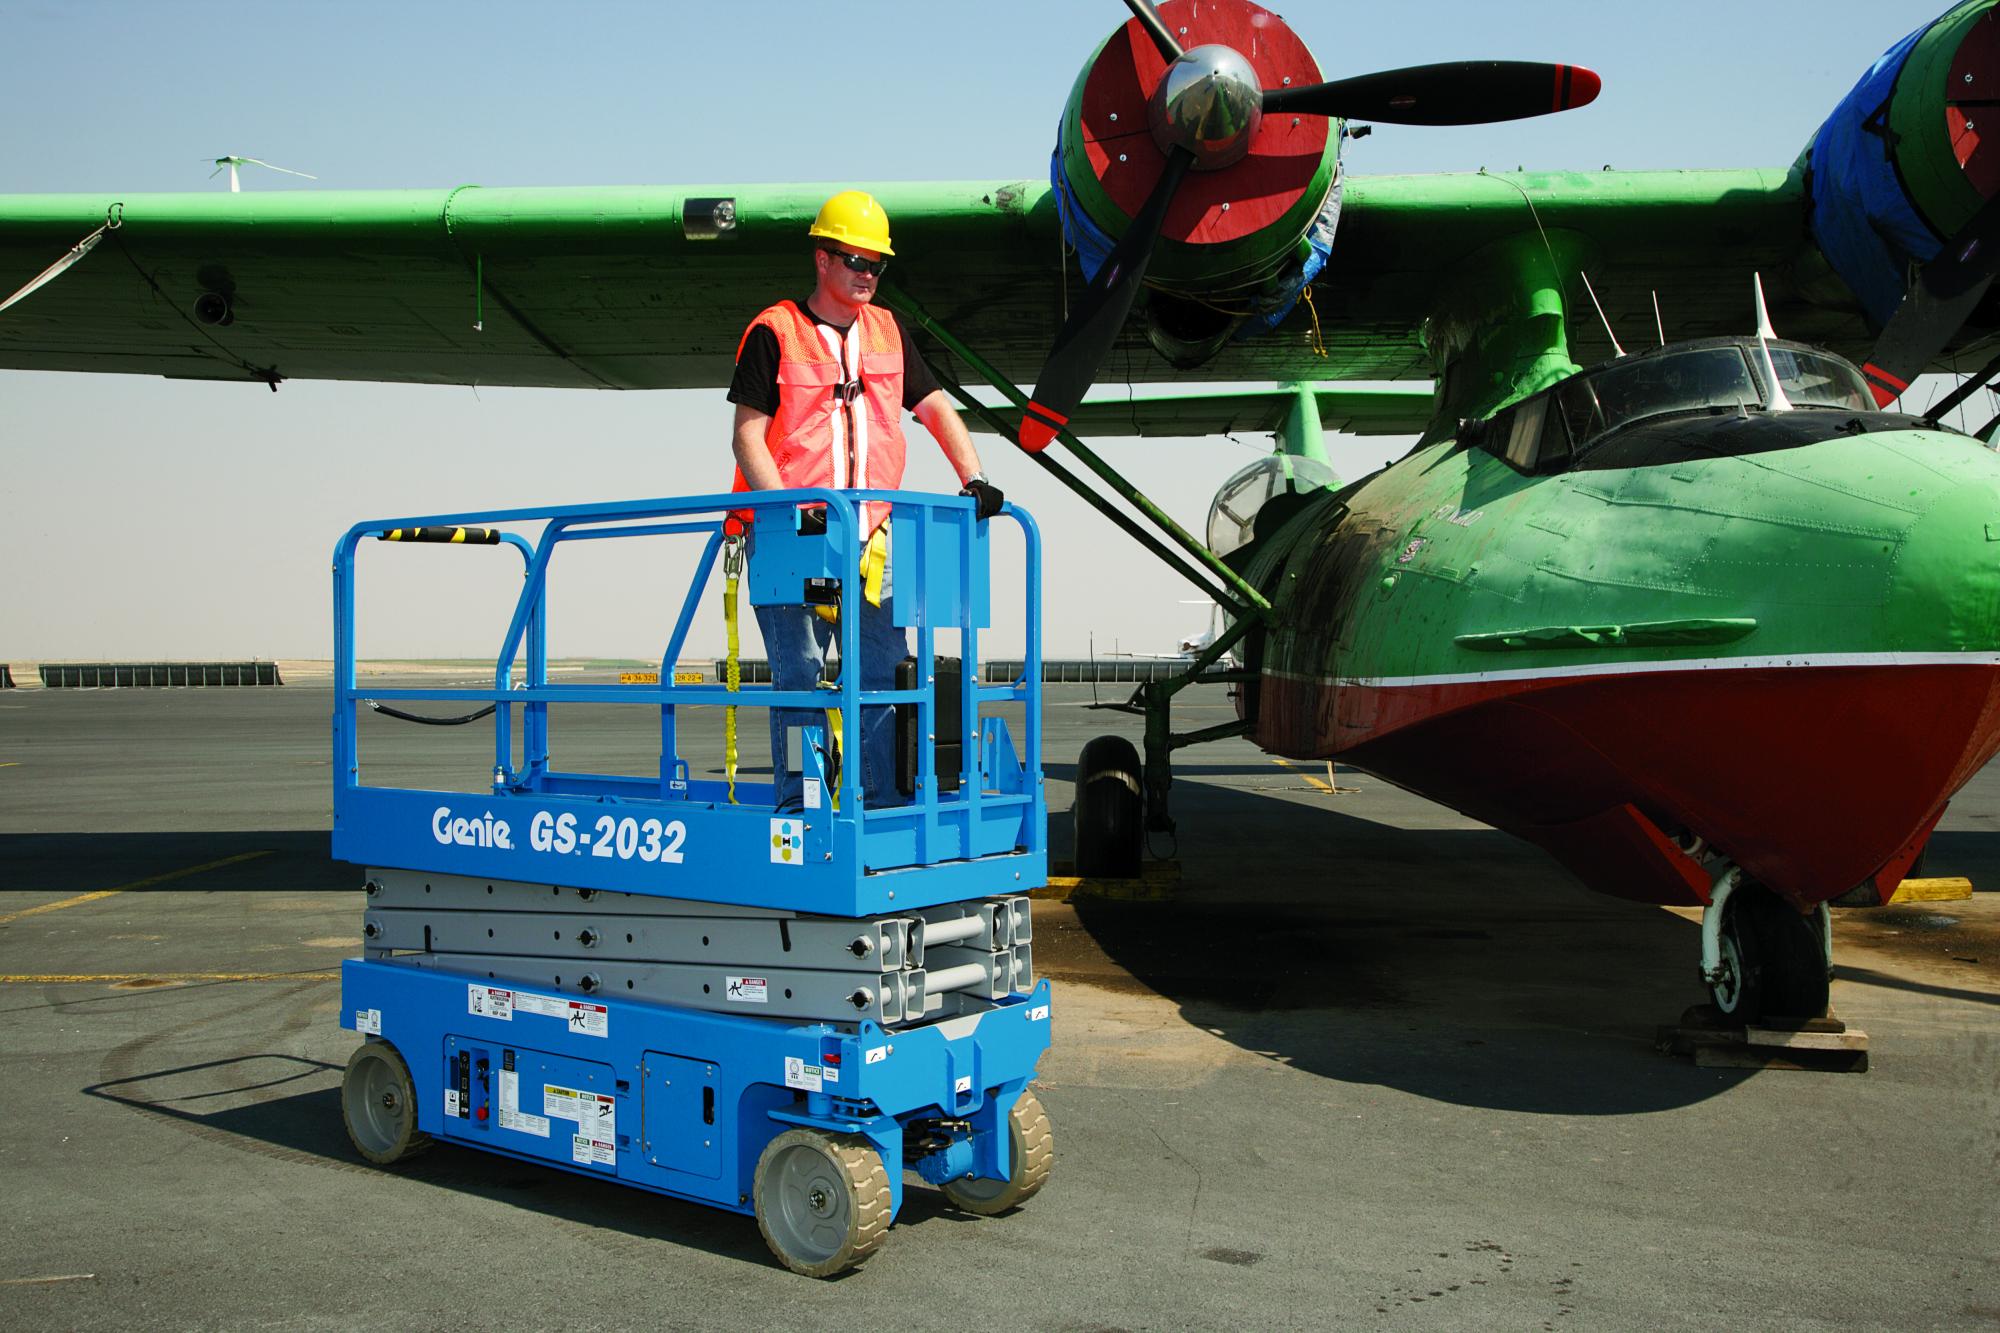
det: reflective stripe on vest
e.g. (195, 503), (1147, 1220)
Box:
(730, 300), (908, 535)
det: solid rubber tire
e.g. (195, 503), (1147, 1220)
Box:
(754, 1128), (892, 1278)
(1074, 734), (1143, 878)
(341, 1040), (432, 1166)
(941, 1087), (1055, 1216)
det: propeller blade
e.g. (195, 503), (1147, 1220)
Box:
(1121, 0), (1182, 63)
(1861, 191), (2000, 407)
(1020, 147), (1196, 451)
(1262, 60), (1601, 126)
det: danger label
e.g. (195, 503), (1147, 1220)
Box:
(511, 990), (610, 1038)
(726, 975), (768, 1004)
(467, 986), (514, 1021)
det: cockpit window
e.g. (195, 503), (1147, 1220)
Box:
(1562, 346), (1763, 443)
(1478, 341), (1879, 472)
(1758, 346), (1873, 411)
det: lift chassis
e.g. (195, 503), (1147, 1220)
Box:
(333, 488), (1054, 1276)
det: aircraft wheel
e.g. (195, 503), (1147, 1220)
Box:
(754, 1128), (891, 1278)
(341, 1039), (431, 1166)
(1074, 735), (1143, 877)
(941, 1087), (1054, 1216)
(1746, 889), (1832, 1019)
(1710, 886), (1830, 1022)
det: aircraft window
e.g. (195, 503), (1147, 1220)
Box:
(1206, 454), (1337, 559)
(1504, 398), (1548, 469)
(1759, 347), (1873, 411)
(1565, 346), (1761, 448)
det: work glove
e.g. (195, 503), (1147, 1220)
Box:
(960, 474), (1004, 521)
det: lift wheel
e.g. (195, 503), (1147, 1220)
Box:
(754, 1128), (894, 1277)
(342, 1040), (432, 1166)
(941, 1087), (1055, 1215)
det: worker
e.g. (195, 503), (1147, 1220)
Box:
(727, 189), (1003, 810)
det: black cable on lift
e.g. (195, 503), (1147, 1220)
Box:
(363, 700), (497, 726)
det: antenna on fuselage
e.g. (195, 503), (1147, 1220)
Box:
(1579, 270), (1625, 357)
(1751, 273), (1794, 413)
(1652, 291), (1666, 347)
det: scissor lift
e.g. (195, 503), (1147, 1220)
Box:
(332, 488), (1053, 1276)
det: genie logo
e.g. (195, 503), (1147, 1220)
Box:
(431, 806), (514, 850)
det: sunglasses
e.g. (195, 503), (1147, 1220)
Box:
(827, 249), (889, 277)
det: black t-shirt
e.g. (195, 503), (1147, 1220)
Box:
(726, 297), (940, 416)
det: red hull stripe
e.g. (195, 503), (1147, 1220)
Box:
(1254, 657), (2000, 909)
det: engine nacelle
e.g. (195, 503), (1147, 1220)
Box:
(1050, 0), (1342, 366)
(1804, 0), (2000, 324)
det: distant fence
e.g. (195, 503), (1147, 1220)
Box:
(983, 659), (1195, 684)
(707, 659), (1192, 686)
(39, 661), (284, 688)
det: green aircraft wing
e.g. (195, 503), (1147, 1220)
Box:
(0, 168), (1839, 394)
(958, 384), (1435, 438)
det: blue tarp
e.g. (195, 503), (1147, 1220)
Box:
(1807, 22), (1941, 326)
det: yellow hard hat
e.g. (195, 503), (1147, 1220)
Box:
(808, 190), (894, 256)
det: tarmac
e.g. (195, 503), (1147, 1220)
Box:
(1, 673), (1996, 1330)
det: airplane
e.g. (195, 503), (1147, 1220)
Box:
(4, 0), (2000, 1027)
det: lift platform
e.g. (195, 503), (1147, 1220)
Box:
(333, 488), (1054, 1276)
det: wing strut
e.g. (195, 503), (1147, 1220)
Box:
(883, 284), (1270, 626)
(0, 204), (118, 315)
(885, 283), (1273, 847)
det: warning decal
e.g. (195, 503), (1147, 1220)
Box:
(725, 975), (768, 1004)
(513, 990), (610, 1038)
(783, 1056), (823, 1093)
(468, 986), (514, 1021)
(544, 1083), (616, 1164)
(496, 1068), (550, 1138)
(354, 1008), (382, 1035)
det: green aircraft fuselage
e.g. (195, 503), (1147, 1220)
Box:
(1235, 337), (2000, 915)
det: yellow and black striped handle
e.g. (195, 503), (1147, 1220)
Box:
(376, 526), (501, 545)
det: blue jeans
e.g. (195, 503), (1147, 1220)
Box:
(752, 584), (909, 811)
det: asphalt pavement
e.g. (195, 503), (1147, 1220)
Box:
(1, 676), (1995, 1330)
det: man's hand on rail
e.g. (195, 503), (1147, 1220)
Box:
(960, 475), (1004, 521)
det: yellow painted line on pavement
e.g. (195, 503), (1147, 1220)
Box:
(0, 762), (19, 768)
(1272, 756), (1346, 795)
(0, 1273), (96, 1286)
(0, 850), (273, 926)
(0, 970), (336, 984)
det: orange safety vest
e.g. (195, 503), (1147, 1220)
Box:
(730, 300), (908, 535)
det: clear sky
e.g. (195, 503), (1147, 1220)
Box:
(0, 0), (1976, 662)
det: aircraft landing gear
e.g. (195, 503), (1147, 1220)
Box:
(1701, 868), (1832, 1021)
(1073, 735), (1144, 877)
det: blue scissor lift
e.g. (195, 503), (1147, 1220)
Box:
(332, 489), (1052, 1276)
